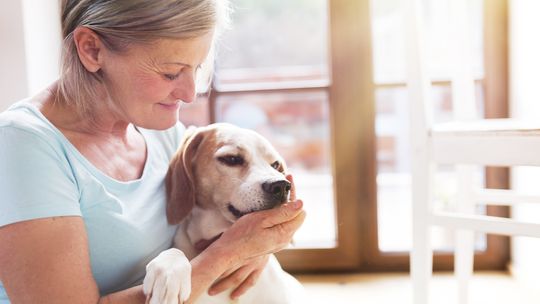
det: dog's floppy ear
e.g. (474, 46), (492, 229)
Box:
(166, 126), (204, 224)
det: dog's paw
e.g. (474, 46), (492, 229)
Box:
(143, 248), (192, 304)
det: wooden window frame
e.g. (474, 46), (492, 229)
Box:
(201, 0), (372, 272)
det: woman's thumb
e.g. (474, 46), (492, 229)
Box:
(261, 200), (303, 228)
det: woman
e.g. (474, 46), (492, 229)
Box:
(0, 1), (306, 303)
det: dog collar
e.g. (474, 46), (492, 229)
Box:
(194, 233), (223, 253)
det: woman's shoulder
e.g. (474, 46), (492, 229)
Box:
(0, 99), (70, 164)
(0, 99), (59, 140)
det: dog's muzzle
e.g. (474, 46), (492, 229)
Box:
(262, 180), (291, 204)
(227, 180), (292, 219)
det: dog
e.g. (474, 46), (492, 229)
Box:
(143, 123), (305, 304)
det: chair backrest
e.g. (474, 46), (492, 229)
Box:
(403, 0), (433, 164)
(449, 0), (478, 121)
(405, 0), (479, 129)
(404, 0), (432, 134)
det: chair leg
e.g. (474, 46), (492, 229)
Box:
(411, 158), (434, 304)
(455, 229), (475, 304)
(412, 221), (433, 304)
(454, 165), (476, 304)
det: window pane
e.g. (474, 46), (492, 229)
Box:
(215, 90), (336, 248)
(376, 85), (487, 252)
(370, 0), (406, 84)
(423, 0), (484, 80)
(215, 0), (329, 88)
(370, 0), (483, 84)
(178, 96), (211, 127)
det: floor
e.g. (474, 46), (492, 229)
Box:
(295, 271), (540, 304)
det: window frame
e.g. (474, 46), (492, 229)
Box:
(200, 0), (372, 272)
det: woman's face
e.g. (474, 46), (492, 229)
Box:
(99, 32), (213, 130)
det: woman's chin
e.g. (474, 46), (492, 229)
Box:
(136, 115), (179, 130)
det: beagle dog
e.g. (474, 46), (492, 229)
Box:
(144, 123), (305, 304)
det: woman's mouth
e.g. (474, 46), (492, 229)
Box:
(158, 102), (180, 111)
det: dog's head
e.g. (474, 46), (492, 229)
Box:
(166, 123), (290, 225)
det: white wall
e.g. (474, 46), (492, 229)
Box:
(21, 0), (61, 96)
(0, 0), (61, 111)
(509, 0), (540, 283)
(0, 1), (29, 110)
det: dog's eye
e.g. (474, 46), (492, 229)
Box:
(271, 161), (281, 171)
(218, 155), (245, 166)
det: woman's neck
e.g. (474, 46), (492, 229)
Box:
(38, 82), (131, 139)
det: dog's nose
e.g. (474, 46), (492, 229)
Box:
(262, 180), (291, 203)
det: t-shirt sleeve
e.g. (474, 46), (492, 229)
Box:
(0, 127), (81, 227)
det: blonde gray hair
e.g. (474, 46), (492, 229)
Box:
(57, 0), (230, 115)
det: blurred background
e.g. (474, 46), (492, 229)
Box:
(2, 0), (540, 303)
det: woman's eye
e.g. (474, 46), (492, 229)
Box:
(164, 73), (180, 81)
(218, 155), (245, 166)
(271, 161), (281, 170)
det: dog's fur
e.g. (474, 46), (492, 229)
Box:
(144, 123), (305, 304)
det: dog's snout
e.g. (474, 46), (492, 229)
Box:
(262, 180), (291, 203)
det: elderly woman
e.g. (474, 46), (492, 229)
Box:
(0, 0), (305, 303)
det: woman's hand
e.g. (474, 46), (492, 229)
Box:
(206, 174), (305, 299)
(217, 173), (304, 258)
(207, 254), (270, 300)
(221, 199), (303, 254)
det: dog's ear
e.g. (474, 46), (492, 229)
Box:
(166, 127), (204, 225)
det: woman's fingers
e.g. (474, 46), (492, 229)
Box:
(285, 174), (296, 202)
(218, 265), (237, 280)
(217, 198), (306, 266)
(274, 207), (306, 238)
(208, 265), (250, 296)
(229, 268), (262, 299)
(208, 255), (268, 299)
(261, 200), (303, 229)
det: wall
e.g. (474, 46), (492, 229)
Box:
(0, 0), (61, 110)
(0, 1), (29, 110)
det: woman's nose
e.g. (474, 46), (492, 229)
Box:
(170, 72), (196, 103)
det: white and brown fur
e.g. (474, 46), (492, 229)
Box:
(145, 123), (305, 304)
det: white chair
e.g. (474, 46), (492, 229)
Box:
(404, 0), (540, 303)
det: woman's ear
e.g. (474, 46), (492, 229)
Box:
(72, 26), (103, 73)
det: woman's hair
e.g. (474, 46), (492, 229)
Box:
(56, 0), (230, 115)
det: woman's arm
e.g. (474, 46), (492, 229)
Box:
(0, 198), (304, 304)
(0, 216), (106, 303)
(0, 217), (161, 304)
(0, 216), (232, 304)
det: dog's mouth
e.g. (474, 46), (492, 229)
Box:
(227, 201), (284, 219)
(227, 203), (255, 219)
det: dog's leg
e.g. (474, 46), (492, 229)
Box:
(143, 248), (192, 304)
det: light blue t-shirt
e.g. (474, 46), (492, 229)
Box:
(0, 100), (184, 302)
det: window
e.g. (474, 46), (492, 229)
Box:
(179, 0), (509, 272)
(180, 0), (372, 271)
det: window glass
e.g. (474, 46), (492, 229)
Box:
(215, 0), (329, 88)
(178, 96), (211, 127)
(370, 0), (483, 84)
